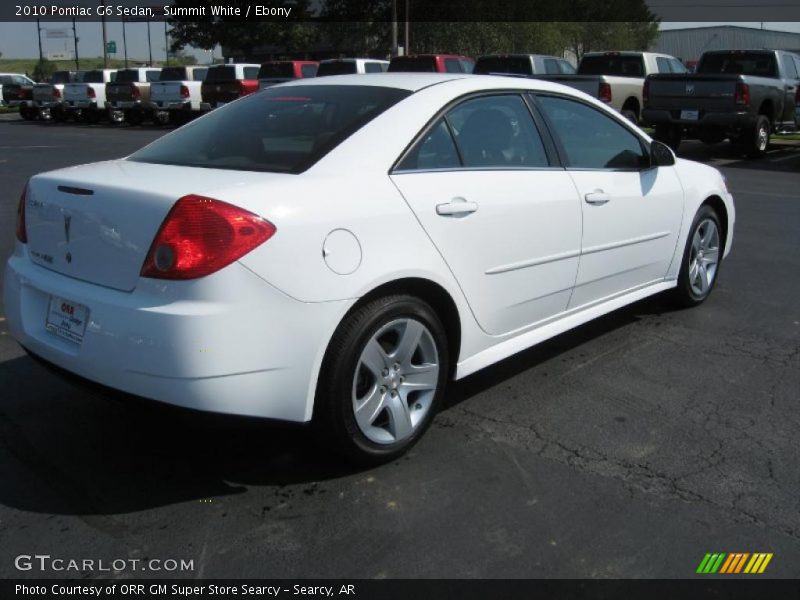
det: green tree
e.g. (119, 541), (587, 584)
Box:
(32, 58), (57, 82)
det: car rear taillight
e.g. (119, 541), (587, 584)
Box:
(240, 80), (259, 95)
(130, 85), (141, 99)
(52, 88), (61, 99)
(16, 184), (27, 244)
(735, 82), (749, 106)
(643, 79), (650, 108)
(180, 84), (190, 98)
(17, 89), (25, 98)
(140, 195), (276, 280)
(87, 87), (96, 98)
(599, 82), (612, 103)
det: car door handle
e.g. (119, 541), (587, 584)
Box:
(585, 190), (611, 205)
(436, 198), (479, 216)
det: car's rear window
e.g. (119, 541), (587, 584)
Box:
(317, 61), (357, 76)
(50, 71), (74, 84)
(115, 69), (140, 83)
(388, 57), (438, 72)
(83, 70), (110, 83)
(205, 66), (236, 82)
(474, 56), (533, 75)
(258, 63), (295, 79)
(160, 67), (188, 81)
(129, 85), (411, 174)
(697, 52), (778, 77)
(578, 55), (645, 77)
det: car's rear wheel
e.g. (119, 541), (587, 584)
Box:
(742, 115), (770, 158)
(19, 105), (36, 120)
(671, 205), (723, 307)
(316, 295), (449, 464)
(51, 106), (67, 122)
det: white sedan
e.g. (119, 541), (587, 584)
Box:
(4, 74), (734, 463)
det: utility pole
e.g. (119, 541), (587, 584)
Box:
(147, 19), (153, 66)
(122, 18), (128, 68)
(164, 21), (170, 66)
(391, 0), (398, 57)
(404, 0), (410, 56)
(72, 18), (79, 69)
(100, 0), (108, 67)
(36, 19), (43, 62)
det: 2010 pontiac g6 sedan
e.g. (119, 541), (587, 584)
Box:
(5, 73), (735, 463)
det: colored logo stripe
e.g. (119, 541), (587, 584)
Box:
(697, 553), (773, 574)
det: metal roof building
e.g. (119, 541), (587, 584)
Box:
(652, 25), (800, 63)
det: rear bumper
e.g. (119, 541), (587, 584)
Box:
(4, 247), (350, 422)
(643, 108), (757, 130)
(34, 100), (63, 109)
(107, 100), (145, 110)
(64, 100), (98, 110)
(150, 99), (193, 110)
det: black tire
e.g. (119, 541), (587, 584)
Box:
(315, 294), (450, 465)
(670, 205), (723, 308)
(621, 107), (638, 125)
(82, 109), (101, 124)
(741, 115), (770, 158)
(19, 105), (36, 120)
(124, 109), (144, 126)
(654, 124), (681, 152)
(51, 106), (68, 122)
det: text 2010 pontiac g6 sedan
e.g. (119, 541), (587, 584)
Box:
(5, 74), (734, 463)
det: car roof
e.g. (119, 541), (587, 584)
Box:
(272, 72), (595, 95)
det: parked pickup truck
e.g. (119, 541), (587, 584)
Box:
(538, 51), (688, 124)
(388, 54), (474, 73)
(106, 67), (161, 125)
(1, 73), (37, 119)
(474, 54), (575, 76)
(643, 49), (800, 156)
(258, 61), (318, 89)
(32, 71), (84, 121)
(149, 65), (209, 123)
(64, 69), (117, 122)
(201, 63), (260, 110)
(316, 58), (388, 77)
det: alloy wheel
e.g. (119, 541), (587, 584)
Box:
(688, 218), (720, 297)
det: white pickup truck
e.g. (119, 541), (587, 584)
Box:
(63, 69), (117, 122)
(538, 51), (688, 124)
(149, 65), (209, 124)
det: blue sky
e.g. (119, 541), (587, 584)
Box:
(0, 21), (799, 64)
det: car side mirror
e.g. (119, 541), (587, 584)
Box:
(650, 141), (676, 167)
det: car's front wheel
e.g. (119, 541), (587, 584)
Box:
(671, 205), (723, 307)
(317, 295), (449, 464)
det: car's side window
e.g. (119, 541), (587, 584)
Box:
(669, 58), (688, 74)
(301, 64), (318, 78)
(537, 95), (648, 170)
(444, 59), (462, 73)
(396, 119), (461, 171)
(656, 57), (672, 73)
(193, 68), (208, 81)
(781, 55), (799, 79)
(559, 60), (576, 74)
(544, 59), (561, 74)
(244, 67), (260, 79)
(364, 62), (383, 73)
(146, 70), (160, 82)
(447, 95), (549, 168)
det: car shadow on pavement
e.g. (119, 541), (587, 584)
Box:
(0, 293), (680, 517)
(676, 140), (800, 173)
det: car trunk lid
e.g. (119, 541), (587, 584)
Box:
(646, 74), (740, 112)
(25, 161), (281, 292)
(151, 81), (184, 103)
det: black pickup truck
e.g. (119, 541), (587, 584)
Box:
(643, 50), (800, 156)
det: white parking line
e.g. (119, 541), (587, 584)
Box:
(732, 189), (793, 198)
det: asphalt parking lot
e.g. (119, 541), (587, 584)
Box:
(0, 117), (798, 579)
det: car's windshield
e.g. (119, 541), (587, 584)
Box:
(388, 57), (437, 72)
(258, 63), (295, 79)
(578, 55), (645, 77)
(129, 85), (411, 174)
(474, 56), (533, 75)
(115, 70), (140, 83)
(205, 66), (236, 82)
(317, 62), (357, 77)
(697, 52), (778, 77)
(159, 67), (187, 81)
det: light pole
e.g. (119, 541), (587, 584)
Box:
(72, 18), (79, 69)
(391, 0), (398, 57)
(100, 0), (108, 67)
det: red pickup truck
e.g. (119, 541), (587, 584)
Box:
(200, 63), (260, 110)
(258, 61), (318, 90)
(388, 54), (474, 74)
